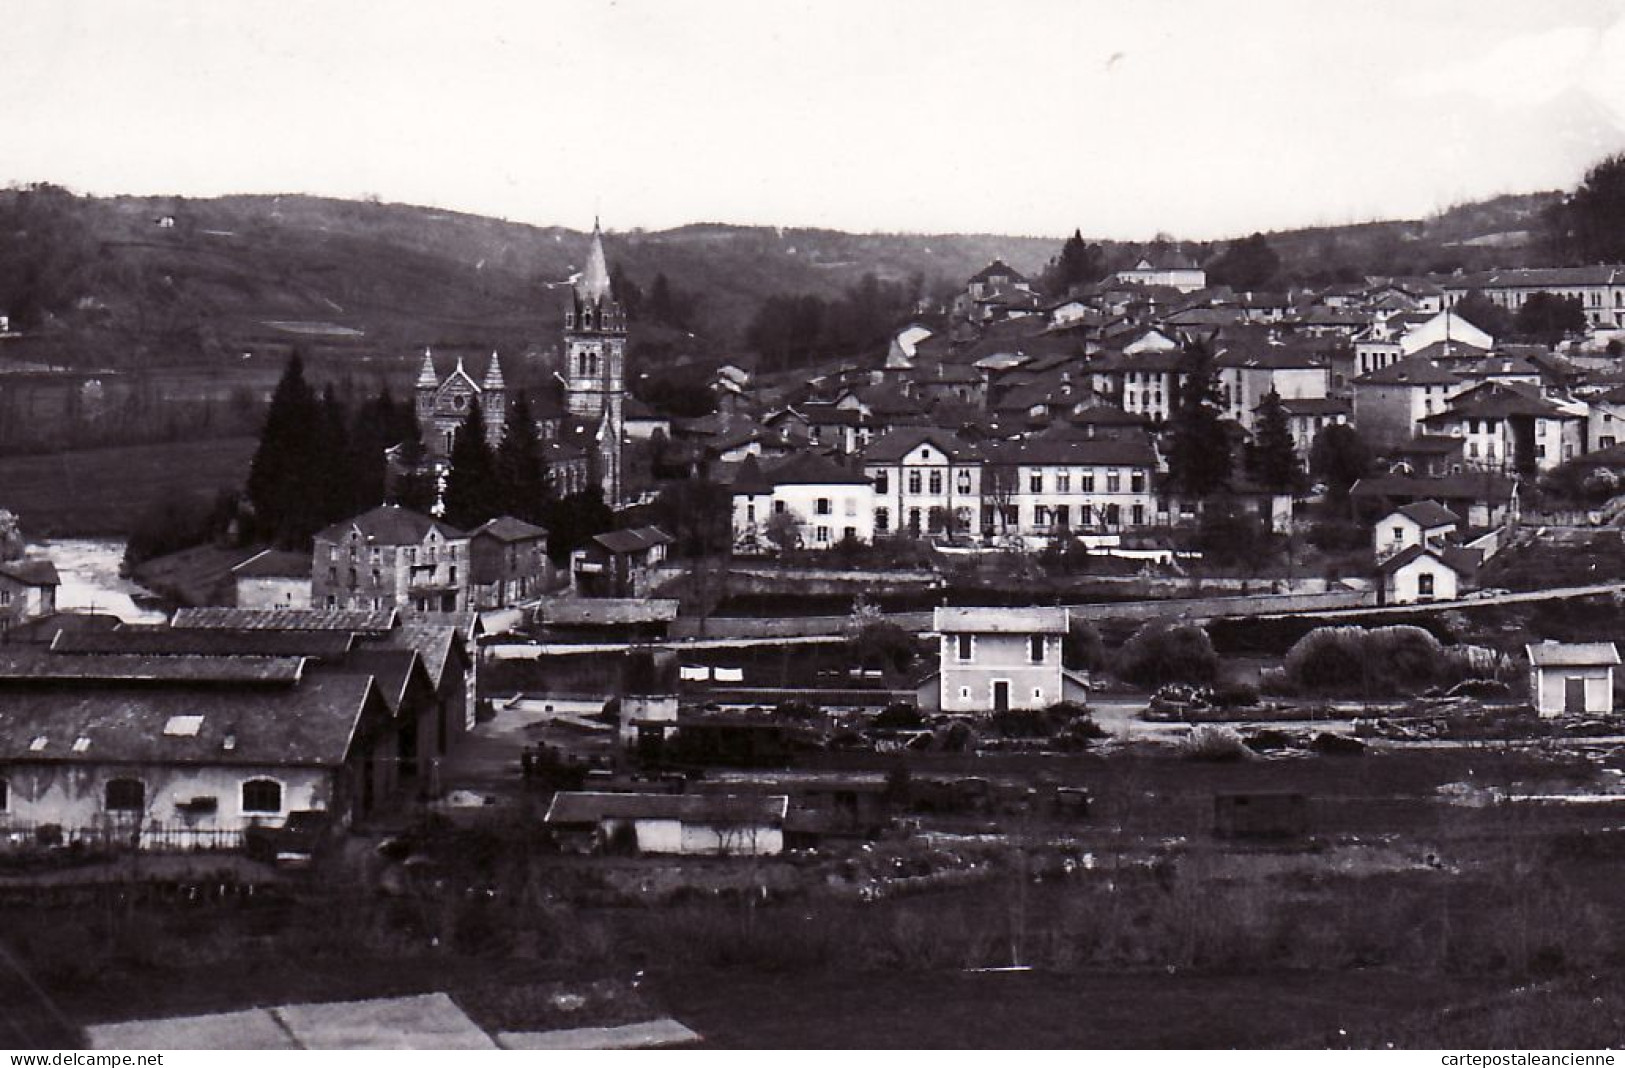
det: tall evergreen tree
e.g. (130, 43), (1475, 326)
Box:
(1166, 342), (1232, 500)
(1246, 391), (1305, 493)
(495, 393), (549, 523)
(348, 387), (395, 512)
(313, 383), (354, 525)
(392, 419), (438, 514)
(1043, 229), (1105, 294)
(442, 400), (499, 530)
(1309, 423), (1370, 501)
(245, 352), (320, 548)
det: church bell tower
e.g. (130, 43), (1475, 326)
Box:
(563, 219), (626, 506)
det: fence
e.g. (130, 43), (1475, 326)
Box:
(0, 819), (245, 853)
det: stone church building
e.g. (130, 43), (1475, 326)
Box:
(413, 221), (626, 506)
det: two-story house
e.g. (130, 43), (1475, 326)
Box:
(1373, 500), (1460, 561)
(731, 451), (875, 551)
(468, 516), (554, 608)
(923, 606), (1087, 713)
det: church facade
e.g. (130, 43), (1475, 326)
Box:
(415, 350), (506, 460)
(411, 222), (626, 506)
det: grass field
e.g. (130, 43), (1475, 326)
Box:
(0, 437), (257, 536)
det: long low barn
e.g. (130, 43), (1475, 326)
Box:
(543, 791), (788, 856)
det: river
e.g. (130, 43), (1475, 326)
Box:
(31, 537), (168, 624)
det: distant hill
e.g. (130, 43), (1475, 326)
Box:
(0, 186), (1568, 389)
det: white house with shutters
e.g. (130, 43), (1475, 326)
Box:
(925, 607), (1087, 714)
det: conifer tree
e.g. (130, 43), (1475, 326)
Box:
(1166, 341), (1232, 500)
(495, 393), (548, 523)
(245, 352), (319, 548)
(442, 400), (498, 530)
(1246, 391), (1305, 493)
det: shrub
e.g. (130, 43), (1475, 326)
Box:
(1210, 681), (1260, 708)
(1118, 623), (1219, 689)
(1284, 624), (1451, 696)
(1181, 724), (1248, 761)
(1063, 617), (1108, 673)
(873, 702), (925, 730)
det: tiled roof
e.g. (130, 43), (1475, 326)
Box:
(1526, 641), (1622, 667)
(1394, 500), (1460, 528)
(0, 559), (59, 586)
(545, 791), (788, 825)
(981, 435), (1157, 468)
(471, 516), (549, 543)
(756, 450), (870, 487)
(172, 608), (400, 633)
(230, 550), (313, 580)
(1350, 474), (1516, 503)
(933, 607), (1069, 634)
(861, 428), (980, 464)
(541, 599), (680, 625)
(52, 626), (357, 659)
(0, 672), (380, 767)
(315, 505), (466, 546)
(592, 527), (675, 555)
(0, 649), (307, 685)
(1354, 357), (1464, 387)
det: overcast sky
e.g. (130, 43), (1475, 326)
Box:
(5, 0), (1625, 240)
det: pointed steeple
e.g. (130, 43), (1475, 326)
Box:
(577, 218), (613, 303)
(415, 347), (438, 388)
(481, 350), (505, 391)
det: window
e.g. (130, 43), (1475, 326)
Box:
(956, 634), (973, 661)
(0, 778), (7, 812)
(242, 779), (283, 814)
(1107, 471), (1121, 493)
(908, 470), (922, 494)
(816, 526), (830, 544)
(1418, 572), (1435, 597)
(105, 778), (145, 813)
(1081, 503), (1094, 525)
(1081, 472), (1095, 492)
(1030, 635), (1046, 663)
(450, 566), (457, 583)
(816, 497), (832, 515)
(876, 507), (890, 532)
(774, 500), (787, 514)
(874, 471), (889, 494)
(1057, 472), (1071, 493)
(928, 470), (943, 494)
(1131, 473), (1146, 493)
(1393, 526), (1404, 542)
(1029, 471), (1043, 493)
(956, 469), (972, 495)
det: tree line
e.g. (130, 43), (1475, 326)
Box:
(744, 272), (922, 371)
